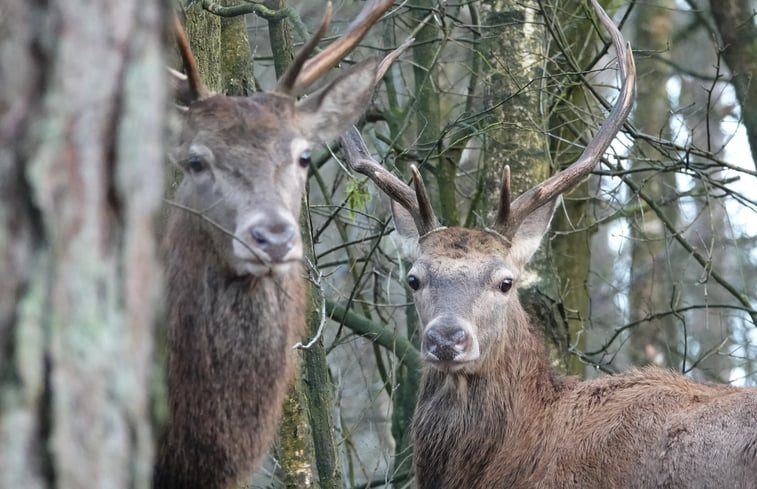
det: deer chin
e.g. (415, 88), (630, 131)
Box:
(232, 250), (303, 277)
(423, 352), (481, 374)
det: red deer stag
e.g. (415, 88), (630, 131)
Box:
(342, 1), (757, 487)
(154, 2), (393, 488)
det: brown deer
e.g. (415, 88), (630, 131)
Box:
(154, 2), (393, 488)
(341, 1), (757, 488)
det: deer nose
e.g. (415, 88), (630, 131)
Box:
(423, 322), (470, 362)
(250, 220), (296, 262)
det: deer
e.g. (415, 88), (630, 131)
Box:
(153, 2), (394, 488)
(341, 1), (757, 488)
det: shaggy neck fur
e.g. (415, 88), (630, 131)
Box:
(154, 210), (305, 489)
(413, 301), (569, 489)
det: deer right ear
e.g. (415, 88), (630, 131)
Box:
(391, 200), (421, 258)
(295, 59), (379, 143)
(507, 197), (560, 269)
(168, 68), (194, 108)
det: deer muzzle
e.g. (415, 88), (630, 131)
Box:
(233, 208), (302, 275)
(422, 315), (480, 370)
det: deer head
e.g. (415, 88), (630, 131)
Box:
(342, 0), (635, 373)
(169, 1), (392, 277)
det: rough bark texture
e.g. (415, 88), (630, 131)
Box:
(479, 0), (564, 358)
(184, 2), (223, 92)
(220, 0), (256, 95)
(546, 0), (611, 375)
(278, 367), (317, 489)
(0, 0), (166, 487)
(710, 0), (757, 171)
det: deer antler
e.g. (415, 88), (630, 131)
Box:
(495, 0), (636, 232)
(342, 127), (439, 235)
(339, 36), (439, 235)
(278, 0), (394, 96)
(274, 3), (334, 95)
(174, 16), (211, 101)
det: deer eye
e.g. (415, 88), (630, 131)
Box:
(407, 274), (420, 291)
(186, 154), (207, 173)
(298, 149), (312, 168)
(499, 278), (513, 293)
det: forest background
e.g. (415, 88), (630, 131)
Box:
(1, 0), (756, 488)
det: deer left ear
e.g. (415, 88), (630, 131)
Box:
(295, 58), (379, 143)
(507, 197), (560, 269)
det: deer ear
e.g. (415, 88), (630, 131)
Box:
(295, 59), (379, 143)
(507, 197), (560, 269)
(391, 200), (421, 258)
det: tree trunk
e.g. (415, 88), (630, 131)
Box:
(221, 0), (256, 95)
(411, 0), (457, 224)
(709, 0), (757, 171)
(627, 0), (680, 368)
(0, 0), (167, 487)
(183, 2), (222, 92)
(479, 0), (565, 360)
(545, 0), (612, 375)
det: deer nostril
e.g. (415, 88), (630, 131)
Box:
(249, 221), (296, 261)
(251, 227), (269, 246)
(424, 325), (469, 362)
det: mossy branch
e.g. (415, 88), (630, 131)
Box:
(200, 0), (291, 19)
(326, 300), (422, 374)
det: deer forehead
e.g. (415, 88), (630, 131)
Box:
(414, 228), (515, 284)
(186, 94), (302, 147)
(419, 228), (511, 261)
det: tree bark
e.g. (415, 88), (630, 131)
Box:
(710, 0), (757, 171)
(479, 0), (565, 360)
(221, 0), (256, 95)
(545, 0), (612, 375)
(0, 0), (167, 487)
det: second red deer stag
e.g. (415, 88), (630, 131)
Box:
(154, 2), (392, 488)
(342, 1), (757, 487)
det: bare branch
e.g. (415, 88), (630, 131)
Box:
(502, 0), (637, 233)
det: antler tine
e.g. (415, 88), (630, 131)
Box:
(410, 165), (438, 235)
(174, 16), (210, 101)
(503, 0), (636, 231)
(275, 2), (333, 95)
(341, 127), (439, 235)
(494, 165), (511, 227)
(291, 0), (395, 94)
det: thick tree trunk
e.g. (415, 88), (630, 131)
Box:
(479, 0), (565, 360)
(0, 0), (167, 487)
(546, 0), (613, 375)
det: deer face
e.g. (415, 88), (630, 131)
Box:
(397, 202), (558, 374)
(171, 60), (378, 277)
(173, 95), (308, 276)
(407, 229), (514, 371)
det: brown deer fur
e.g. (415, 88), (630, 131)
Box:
(154, 61), (378, 488)
(404, 223), (757, 489)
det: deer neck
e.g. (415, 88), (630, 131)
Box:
(413, 301), (566, 487)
